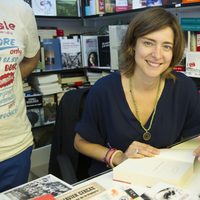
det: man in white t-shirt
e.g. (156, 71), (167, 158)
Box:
(0, 0), (40, 192)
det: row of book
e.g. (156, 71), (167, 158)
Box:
(175, 18), (200, 78)
(85, 0), (200, 16)
(24, 0), (81, 17)
(36, 34), (111, 72)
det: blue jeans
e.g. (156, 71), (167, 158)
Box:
(0, 146), (32, 192)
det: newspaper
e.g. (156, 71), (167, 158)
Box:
(1, 174), (72, 200)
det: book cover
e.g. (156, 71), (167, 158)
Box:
(142, 182), (198, 199)
(2, 174), (72, 200)
(104, 0), (116, 13)
(182, 0), (200, 3)
(108, 25), (128, 70)
(81, 35), (99, 67)
(56, 0), (78, 17)
(31, 0), (57, 16)
(90, 0), (96, 15)
(43, 38), (62, 71)
(27, 107), (45, 127)
(97, 35), (111, 68)
(96, 0), (105, 15)
(43, 94), (57, 124)
(57, 182), (105, 200)
(113, 149), (195, 187)
(115, 0), (128, 12)
(185, 51), (200, 78)
(25, 93), (43, 108)
(131, 0), (146, 9)
(59, 36), (81, 69)
(146, 0), (162, 7)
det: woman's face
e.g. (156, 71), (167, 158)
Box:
(89, 53), (96, 64)
(134, 27), (174, 79)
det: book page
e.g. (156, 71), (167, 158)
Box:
(157, 149), (195, 164)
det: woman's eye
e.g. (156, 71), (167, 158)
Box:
(163, 45), (173, 51)
(144, 41), (153, 47)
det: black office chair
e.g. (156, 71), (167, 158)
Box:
(48, 87), (91, 184)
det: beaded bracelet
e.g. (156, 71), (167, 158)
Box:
(109, 150), (123, 168)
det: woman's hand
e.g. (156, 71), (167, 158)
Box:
(193, 137), (200, 161)
(125, 141), (160, 158)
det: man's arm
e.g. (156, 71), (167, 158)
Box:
(20, 50), (40, 79)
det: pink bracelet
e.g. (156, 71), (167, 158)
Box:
(109, 150), (123, 168)
(103, 148), (116, 167)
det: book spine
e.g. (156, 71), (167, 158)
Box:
(181, 18), (200, 25)
(181, 24), (200, 31)
(196, 32), (200, 51)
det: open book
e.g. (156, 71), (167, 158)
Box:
(113, 149), (196, 187)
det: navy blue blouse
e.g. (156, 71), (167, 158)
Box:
(75, 71), (200, 175)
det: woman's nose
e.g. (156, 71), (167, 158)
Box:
(151, 46), (162, 59)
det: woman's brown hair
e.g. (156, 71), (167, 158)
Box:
(119, 7), (185, 79)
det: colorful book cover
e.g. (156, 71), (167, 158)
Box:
(185, 51), (200, 78)
(56, 0), (78, 17)
(105, 0), (116, 13)
(131, 0), (146, 9)
(31, 0), (57, 16)
(146, 0), (162, 7)
(97, 35), (111, 68)
(43, 38), (62, 71)
(115, 0), (128, 12)
(59, 36), (81, 69)
(81, 35), (99, 67)
(182, 0), (200, 3)
(96, 0), (105, 15)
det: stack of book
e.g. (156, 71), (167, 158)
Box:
(30, 74), (62, 95)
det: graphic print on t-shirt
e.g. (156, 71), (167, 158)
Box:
(0, 19), (23, 119)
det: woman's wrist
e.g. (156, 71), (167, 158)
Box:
(112, 150), (127, 166)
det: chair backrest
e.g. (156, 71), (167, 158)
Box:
(48, 87), (91, 184)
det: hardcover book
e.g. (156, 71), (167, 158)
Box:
(31, 0), (57, 16)
(59, 36), (81, 69)
(113, 149), (195, 187)
(56, 0), (78, 17)
(43, 38), (62, 71)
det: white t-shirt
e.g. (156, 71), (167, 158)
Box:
(0, 0), (40, 161)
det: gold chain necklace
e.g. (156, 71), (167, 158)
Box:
(129, 77), (161, 141)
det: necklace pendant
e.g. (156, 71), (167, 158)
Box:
(143, 132), (151, 141)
